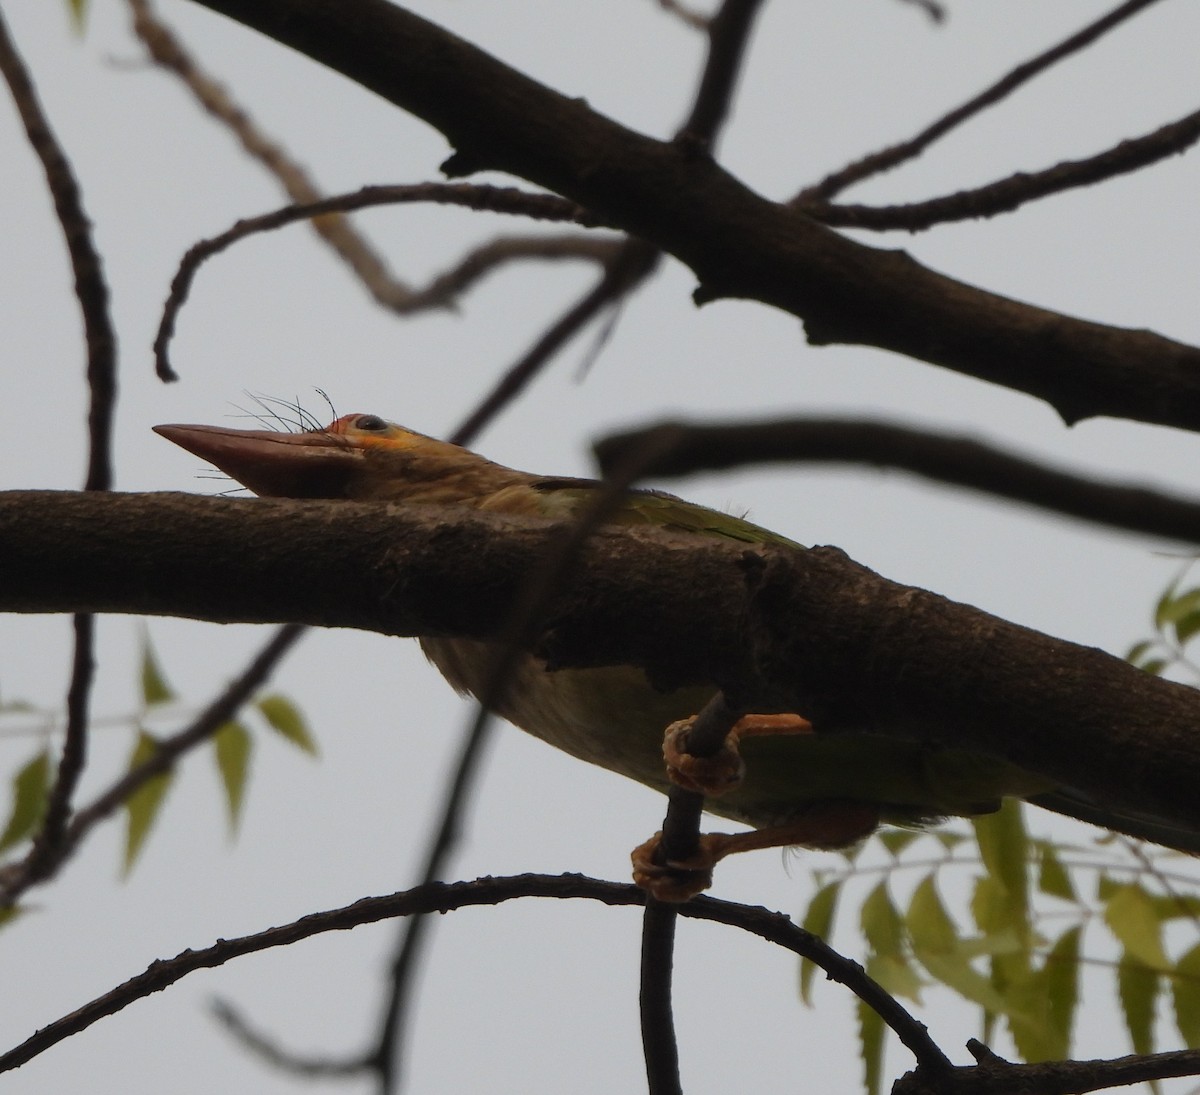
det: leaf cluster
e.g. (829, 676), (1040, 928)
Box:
(0, 630), (316, 876)
(800, 800), (1200, 1094)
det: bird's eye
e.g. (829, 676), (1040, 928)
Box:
(354, 414), (387, 431)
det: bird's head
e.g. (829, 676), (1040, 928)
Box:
(154, 413), (516, 503)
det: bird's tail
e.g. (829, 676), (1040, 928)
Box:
(1030, 789), (1200, 855)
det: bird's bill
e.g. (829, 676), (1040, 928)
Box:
(153, 423), (363, 498)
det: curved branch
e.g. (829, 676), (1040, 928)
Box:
(154, 181), (595, 380)
(796, 0), (1165, 203)
(450, 238), (659, 445)
(3, 489), (1200, 840)
(0, 873), (946, 1076)
(803, 105), (1200, 232)
(180, 0), (1200, 432)
(0, 11), (118, 895)
(592, 417), (1200, 543)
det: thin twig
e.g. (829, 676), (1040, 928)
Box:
(796, 0), (1165, 203)
(128, 0), (412, 314)
(210, 999), (369, 1078)
(654, 0), (709, 31)
(592, 415), (1200, 544)
(0, 8), (117, 894)
(368, 424), (688, 1091)
(639, 692), (742, 1095)
(804, 103), (1200, 232)
(449, 238), (660, 446)
(0, 872), (961, 1081)
(154, 183), (598, 381)
(640, 900), (682, 1095)
(678, 0), (765, 146)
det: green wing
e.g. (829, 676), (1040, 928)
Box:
(531, 479), (800, 548)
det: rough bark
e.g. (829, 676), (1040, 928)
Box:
(3, 488), (1199, 833)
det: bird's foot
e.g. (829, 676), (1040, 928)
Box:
(632, 801), (881, 902)
(663, 712), (813, 796)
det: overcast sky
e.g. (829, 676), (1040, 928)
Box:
(3, 2), (1200, 1093)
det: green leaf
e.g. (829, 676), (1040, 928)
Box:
(1125, 640), (1157, 665)
(140, 631), (175, 707)
(868, 952), (925, 1001)
(877, 830), (920, 857)
(67, 0), (89, 32)
(908, 877), (1009, 1013)
(1137, 659), (1169, 677)
(1158, 586), (1200, 627)
(1117, 952), (1160, 1057)
(1036, 845), (1076, 902)
(800, 880), (841, 1004)
(1044, 925), (1081, 1059)
(972, 801), (1029, 917)
(861, 880), (905, 958)
(123, 731), (174, 873)
(1172, 942), (1200, 1047)
(213, 721), (252, 831)
(1105, 884), (1169, 971)
(1148, 893), (1200, 922)
(256, 694), (317, 755)
(858, 959), (889, 1095)
(971, 874), (1011, 936)
(932, 829), (969, 851)
(1175, 610), (1200, 646)
(1155, 579), (1185, 629)
(0, 750), (51, 854)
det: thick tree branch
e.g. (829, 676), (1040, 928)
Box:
(3, 489), (1200, 840)
(593, 417), (1200, 543)
(184, 0), (1200, 432)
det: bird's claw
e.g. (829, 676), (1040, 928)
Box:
(631, 832), (723, 903)
(662, 711), (815, 796)
(662, 718), (745, 795)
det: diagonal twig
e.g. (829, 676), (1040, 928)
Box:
(678, 0), (765, 147)
(367, 424), (688, 1092)
(795, 0), (1166, 204)
(450, 238), (660, 446)
(803, 104), (1200, 232)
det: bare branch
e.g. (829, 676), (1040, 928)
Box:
(804, 105), (1200, 232)
(679, 0), (765, 147)
(894, 0), (945, 24)
(0, 8), (120, 896)
(797, 0), (1164, 203)
(154, 182), (598, 380)
(180, 0), (1200, 433)
(640, 898), (682, 1095)
(654, 0), (710, 31)
(128, 0), (417, 315)
(210, 999), (369, 1079)
(368, 424), (686, 1088)
(593, 416), (1200, 544)
(450, 238), (659, 445)
(408, 233), (623, 314)
(0, 873), (955, 1079)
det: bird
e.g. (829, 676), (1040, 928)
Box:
(155, 411), (1196, 896)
